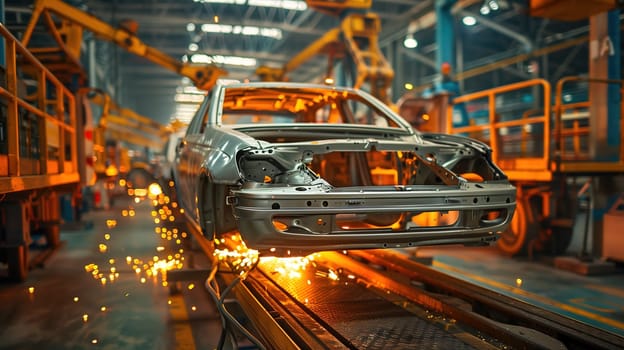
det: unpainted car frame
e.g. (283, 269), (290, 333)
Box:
(175, 82), (516, 256)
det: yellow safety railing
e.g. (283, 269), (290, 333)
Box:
(447, 79), (551, 181)
(553, 76), (624, 163)
(0, 23), (78, 193)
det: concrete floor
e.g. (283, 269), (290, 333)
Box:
(0, 196), (222, 350)
(411, 245), (624, 337)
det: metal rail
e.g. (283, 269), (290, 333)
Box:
(0, 23), (79, 194)
(349, 249), (624, 350)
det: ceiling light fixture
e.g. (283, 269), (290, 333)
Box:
(188, 54), (257, 67)
(188, 43), (199, 51)
(403, 34), (418, 48)
(198, 24), (282, 39)
(192, 0), (307, 11)
(462, 16), (477, 26)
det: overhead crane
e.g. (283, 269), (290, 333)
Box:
(255, 0), (394, 105)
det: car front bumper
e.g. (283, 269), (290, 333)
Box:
(230, 181), (516, 255)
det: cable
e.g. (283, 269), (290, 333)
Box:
(204, 259), (266, 350)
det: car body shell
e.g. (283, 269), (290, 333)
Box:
(174, 82), (516, 255)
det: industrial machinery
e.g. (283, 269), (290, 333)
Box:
(82, 89), (171, 209)
(255, 0), (394, 105)
(21, 0), (226, 90)
(0, 24), (80, 281)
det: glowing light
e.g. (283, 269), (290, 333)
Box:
(83, 314), (89, 322)
(328, 268), (339, 281)
(91, 339), (98, 344)
(404, 83), (414, 90)
(73, 296), (79, 302)
(403, 34), (417, 48)
(106, 220), (117, 228)
(98, 244), (108, 253)
(191, 306), (197, 311)
(188, 54), (257, 67)
(140, 277), (147, 283)
(126, 256), (132, 264)
(104, 233), (110, 240)
(462, 16), (477, 26)
(516, 278), (523, 287)
(168, 300), (172, 305)
(100, 306), (107, 312)
(148, 183), (163, 197)
(28, 286), (35, 294)
(188, 283), (195, 290)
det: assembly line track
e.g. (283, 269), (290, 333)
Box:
(183, 209), (622, 350)
(347, 249), (624, 350)
(218, 248), (624, 350)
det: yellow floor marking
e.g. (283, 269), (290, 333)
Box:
(433, 260), (624, 330)
(168, 293), (197, 350)
(587, 284), (624, 299)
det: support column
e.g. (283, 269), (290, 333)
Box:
(0, 0), (5, 67)
(589, 10), (621, 161)
(435, 0), (456, 71)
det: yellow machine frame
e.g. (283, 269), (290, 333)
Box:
(256, 1), (394, 105)
(21, 0), (226, 90)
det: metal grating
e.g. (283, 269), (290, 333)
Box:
(259, 260), (477, 349)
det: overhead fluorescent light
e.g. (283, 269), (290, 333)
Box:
(199, 24), (282, 39)
(174, 94), (205, 103)
(193, 0), (306, 10)
(188, 54), (257, 67)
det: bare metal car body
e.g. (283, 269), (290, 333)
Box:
(175, 82), (516, 255)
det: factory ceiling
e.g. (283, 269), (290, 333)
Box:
(3, 0), (613, 126)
